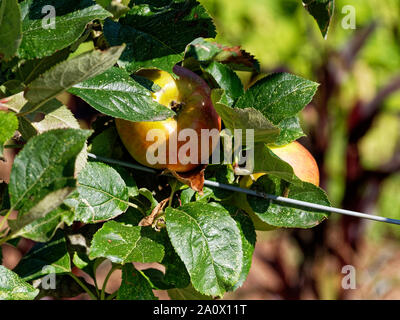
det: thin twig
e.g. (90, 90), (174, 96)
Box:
(68, 273), (98, 300)
(100, 265), (121, 300)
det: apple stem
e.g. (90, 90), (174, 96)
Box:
(168, 179), (178, 207)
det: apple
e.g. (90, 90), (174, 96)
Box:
(236, 141), (320, 230)
(270, 141), (319, 186)
(115, 66), (221, 172)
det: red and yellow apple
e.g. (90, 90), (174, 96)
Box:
(236, 141), (320, 230)
(115, 66), (221, 172)
(270, 141), (319, 186)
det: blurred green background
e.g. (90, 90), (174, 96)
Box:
(200, 0), (400, 299)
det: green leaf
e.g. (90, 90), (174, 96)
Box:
(116, 187), (157, 226)
(6, 94), (84, 142)
(223, 206), (256, 291)
(96, 0), (130, 19)
(103, 0), (216, 73)
(0, 111), (18, 159)
(194, 165), (236, 202)
(13, 230), (71, 281)
(72, 252), (104, 281)
(104, 19), (181, 74)
(141, 243), (191, 290)
(180, 187), (196, 205)
(17, 116), (37, 141)
(24, 45), (125, 114)
(184, 37), (260, 72)
(253, 142), (299, 183)
(0, 79), (24, 97)
(141, 268), (173, 290)
(89, 221), (164, 264)
(235, 72), (319, 125)
(27, 100), (89, 175)
(0, 184), (10, 213)
(32, 103), (79, 132)
(10, 205), (74, 242)
(115, 206), (143, 226)
(165, 202), (243, 297)
(8, 128), (91, 230)
(248, 175), (329, 228)
(0, 265), (39, 300)
(72, 252), (88, 269)
(212, 89), (279, 144)
(204, 62), (244, 105)
(17, 48), (70, 85)
(274, 116), (305, 146)
(117, 263), (156, 300)
(69, 41), (95, 60)
(111, 165), (139, 198)
(2, 91), (26, 113)
(302, 0), (334, 38)
(18, 0), (111, 59)
(95, 0), (111, 8)
(194, 185), (228, 202)
(136, 188), (158, 212)
(0, 0), (22, 60)
(89, 126), (119, 158)
(64, 162), (129, 223)
(184, 38), (223, 62)
(168, 284), (212, 300)
(160, 230), (190, 289)
(68, 67), (174, 122)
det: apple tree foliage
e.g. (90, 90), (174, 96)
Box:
(0, 0), (334, 300)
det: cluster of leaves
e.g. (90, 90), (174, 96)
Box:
(0, 0), (333, 300)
